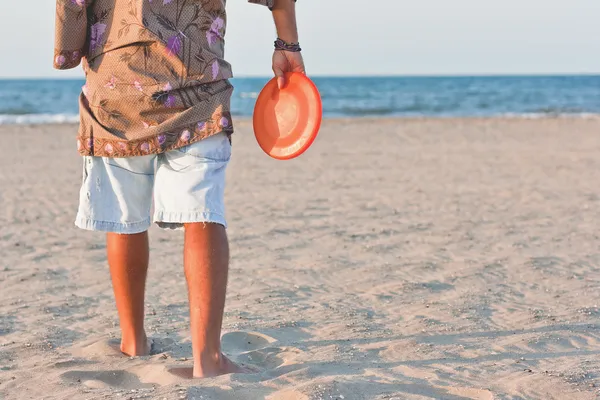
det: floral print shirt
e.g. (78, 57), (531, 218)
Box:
(54, 0), (275, 157)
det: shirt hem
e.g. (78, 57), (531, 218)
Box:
(77, 111), (234, 158)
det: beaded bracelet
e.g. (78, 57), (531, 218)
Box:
(274, 38), (302, 52)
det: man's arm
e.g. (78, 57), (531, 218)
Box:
(271, 0), (298, 44)
(270, 0), (304, 88)
(248, 0), (304, 87)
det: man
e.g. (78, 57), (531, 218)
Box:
(54, 0), (304, 377)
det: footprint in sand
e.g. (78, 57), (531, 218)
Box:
(69, 337), (174, 358)
(221, 331), (278, 354)
(166, 332), (304, 379)
(56, 337), (180, 389)
(60, 369), (154, 390)
(235, 346), (302, 370)
(65, 333), (304, 383)
(222, 332), (304, 373)
(52, 359), (97, 368)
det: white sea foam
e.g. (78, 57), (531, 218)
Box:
(0, 114), (80, 125)
(500, 112), (600, 120)
(0, 112), (598, 126)
(240, 92), (259, 99)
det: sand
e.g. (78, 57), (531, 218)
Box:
(1, 117), (600, 400)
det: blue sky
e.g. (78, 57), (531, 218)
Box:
(1, 0), (599, 78)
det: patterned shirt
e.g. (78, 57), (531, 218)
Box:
(54, 0), (275, 157)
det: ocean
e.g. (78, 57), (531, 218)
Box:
(0, 75), (599, 124)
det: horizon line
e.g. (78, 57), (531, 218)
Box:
(1, 72), (600, 80)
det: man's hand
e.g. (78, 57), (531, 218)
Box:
(270, 0), (302, 89)
(273, 50), (305, 89)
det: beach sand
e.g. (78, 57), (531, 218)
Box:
(2, 117), (600, 400)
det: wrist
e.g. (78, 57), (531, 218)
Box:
(274, 38), (301, 52)
(276, 34), (299, 43)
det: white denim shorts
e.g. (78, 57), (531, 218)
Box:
(75, 133), (231, 234)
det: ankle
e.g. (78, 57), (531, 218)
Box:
(193, 350), (223, 373)
(120, 331), (148, 356)
(199, 348), (222, 364)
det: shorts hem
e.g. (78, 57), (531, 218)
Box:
(154, 211), (227, 230)
(75, 216), (152, 234)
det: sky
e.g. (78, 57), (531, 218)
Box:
(0, 0), (599, 78)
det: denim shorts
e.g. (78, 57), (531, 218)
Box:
(75, 133), (231, 234)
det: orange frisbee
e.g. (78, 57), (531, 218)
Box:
(253, 72), (322, 160)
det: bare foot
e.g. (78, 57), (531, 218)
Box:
(168, 354), (255, 379)
(120, 335), (152, 357)
(194, 354), (253, 378)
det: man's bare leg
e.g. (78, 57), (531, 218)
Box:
(107, 232), (151, 356)
(184, 223), (247, 378)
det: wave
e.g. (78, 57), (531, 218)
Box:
(0, 113), (80, 125)
(239, 92), (259, 99)
(0, 112), (597, 125)
(501, 112), (600, 119)
(337, 106), (398, 116)
(0, 107), (37, 115)
(333, 105), (600, 118)
(528, 107), (595, 115)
